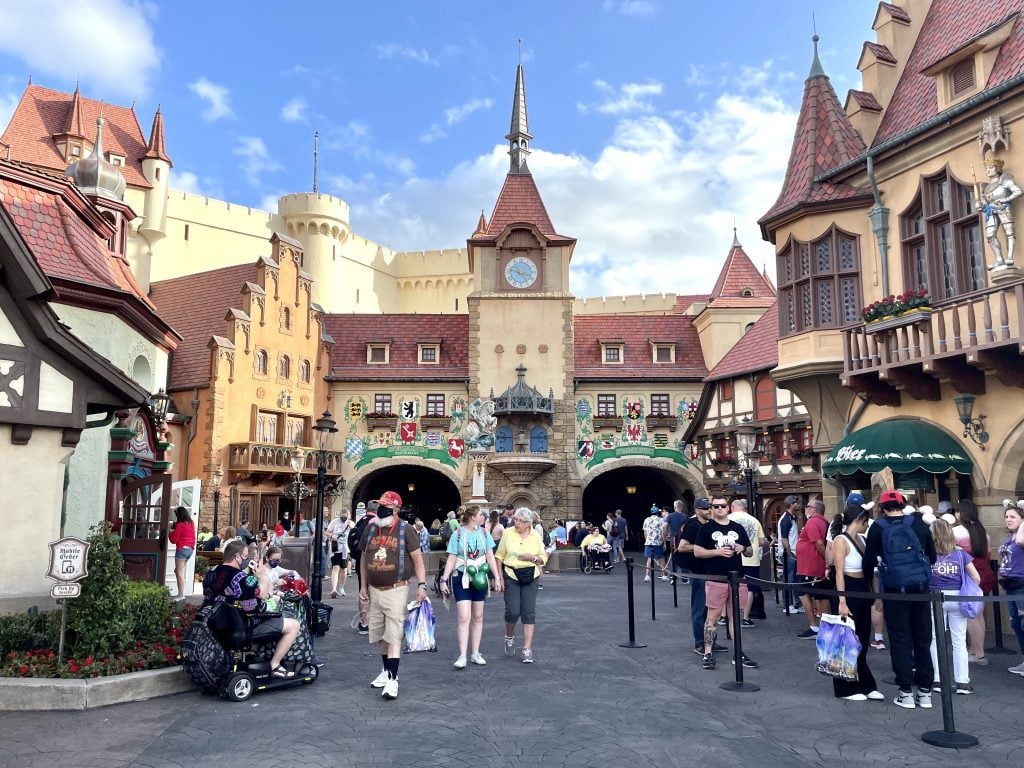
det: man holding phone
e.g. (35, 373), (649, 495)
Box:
(694, 495), (754, 671)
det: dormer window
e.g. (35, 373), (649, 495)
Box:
(108, 153), (125, 167)
(950, 59), (976, 98)
(650, 342), (675, 364)
(418, 343), (439, 365)
(922, 15), (1014, 110)
(600, 340), (624, 365)
(367, 342), (390, 364)
(70, 144), (81, 158)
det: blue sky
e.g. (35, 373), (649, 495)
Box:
(0, 0), (878, 296)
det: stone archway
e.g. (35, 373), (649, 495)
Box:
(986, 415), (1024, 499)
(345, 458), (464, 524)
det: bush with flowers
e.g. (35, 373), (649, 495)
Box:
(861, 289), (931, 323)
(0, 523), (197, 679)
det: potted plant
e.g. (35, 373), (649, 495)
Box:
(861, 289), (931, 333)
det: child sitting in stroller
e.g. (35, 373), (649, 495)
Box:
(580, 526), (613, 571)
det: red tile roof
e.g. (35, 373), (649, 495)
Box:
(874, 0), (1024, 144)
(759, 58), (871, 233)
(878, 2), (912, 24)
(864, 41), (897, 64)
(847, 89), (884, 111)
(0, 160), (155, 311)
(325, 314), (470, 380)
(150, 263), (258, 390)
(0, 84), (152, 188)
(481, 173), (571, 240)
(573, 315), (708, 380)
(705, 302), (779, 381)
(673, 294), (710, 314)
(143, 107), (172, 166)
(709, 241), (777, 303)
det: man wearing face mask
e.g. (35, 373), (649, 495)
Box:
(264, 544), (300, 596)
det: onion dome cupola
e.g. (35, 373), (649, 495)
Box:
(66, 116), (127, 202)
(492, 364), (555, 418)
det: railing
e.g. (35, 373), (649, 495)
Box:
(227, 442), (343, 475)
(842, 281), (1024, 399)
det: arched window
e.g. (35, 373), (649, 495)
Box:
(255, 349), (268, 375)
(281, 306), (291, 331)
(754, 376), (775, 421)
(495, 426), (513, 453)
(299, 359), (311, 383)
(279, 355), (290, 379)
(529, 426), (548, 453)
(777, 227), (861, 336)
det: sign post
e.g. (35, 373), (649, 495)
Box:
(46, 537), (90, 665)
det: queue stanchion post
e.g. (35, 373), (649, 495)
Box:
(771, 540), (780, 605)
(782, 548), (791, 615)
(672, 571), (678, 608)
(922, 592), (978, 748)
(619, 558), (647, 649)
(987, 563), (1013, 655)
(650, 564), (657, 621)
(720, 570), (759, 692)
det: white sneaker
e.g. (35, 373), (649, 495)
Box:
(1008, 661), (1024, 675)
(866, 690), (885, 701)
(504, 636), (515, 656)
(339, 588), (347, 596)
(842, 693), (867, 701)
(453, 655), (467, 669)
(370, 669), (388, 688)
(658, 575), (671, 582)
(643, 575), (651, 582)
(382, 678), (398, 699)
(521, 649), (534, 664)
(893, 690), (915, 709)
(915, 689), (933, 709)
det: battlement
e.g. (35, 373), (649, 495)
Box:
(574, 293), (679, 316)
(278, 192), (350, 224)
(393, 248), (470, 277)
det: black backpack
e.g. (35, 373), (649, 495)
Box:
(542, 527), (551, 547)
(610, 522), (620, 537)
(349, 516), (371, 559)
(875, 515), (931, 590)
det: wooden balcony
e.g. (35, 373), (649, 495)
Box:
(646, 415), (678, 432)
(420, 416), (450, 430)
(842, 281), (1024, 405)
(227, 442), (343, 476)
(593, 416), (621, 431)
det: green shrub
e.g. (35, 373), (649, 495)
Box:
(66, 523), (132, 657)
(0, 610), (61, 657)
(193, 555), (210, 579)
(125, 581), (171, 640)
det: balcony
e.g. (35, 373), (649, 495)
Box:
(227, 442), (343, 476)
(488, 453), (557, 485)
(842, 281), (1024, 405)
(420, 416), (450, 430)
(593, 416), (621, 431)
(646, 415), (678, 432)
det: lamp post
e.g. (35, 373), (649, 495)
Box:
(211, 467), (224, 535)
(289, 446), (306, 538)
(735, 420), (762, 521)
(311, 411), (338, 604)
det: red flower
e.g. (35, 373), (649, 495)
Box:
(84, 657), (93, 666)
(19, 665), (28, 675)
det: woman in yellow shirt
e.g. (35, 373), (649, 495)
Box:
(580, 527), (611, 571)
(495, 507), (547, 664)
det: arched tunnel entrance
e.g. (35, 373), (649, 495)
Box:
(581, 465), (696, 549)
(350, 464), (462, 525)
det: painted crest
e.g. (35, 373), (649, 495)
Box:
(425, 431), (442, 448)
(626, 423), (643, 443)
(400, 422), (418, 443)
(447, 437), (465, 459)
(577, 439), (594, 459)
(576, 399), (592, 420)
(400, 399), (419, 421)
(626, 401), (642, 421)
(344, 437), (365, 461)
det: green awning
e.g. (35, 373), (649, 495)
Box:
(822, 418), (973, 477)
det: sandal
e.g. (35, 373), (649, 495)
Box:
(272, 664), (295, 678)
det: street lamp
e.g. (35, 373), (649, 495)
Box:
(148, 388), (171, 429)
(211, 467), (224, 535)
(311, 411), (338, 604)
(289, 446), (306, 537)
(735, 419), (762, 520)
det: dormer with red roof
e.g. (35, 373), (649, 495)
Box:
(693, 229), (776, 370)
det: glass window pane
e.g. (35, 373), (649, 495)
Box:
(817, 280), (834, 326)
(816, 240), (831, 273)
(801, 284), (812, 330)
(800, 244), (810, 278)
(841, 277), (859, 324)
(839, 238), (855, 270)
(966, 224), (985, 291)
(938, 222), (955, 298)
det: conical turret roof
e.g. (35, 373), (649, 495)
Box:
(707, 230), (776, 308)
(143, 106), (172, 166)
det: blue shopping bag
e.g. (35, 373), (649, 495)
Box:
(402, 597), (437, 653)
(815, 613), (860, 682)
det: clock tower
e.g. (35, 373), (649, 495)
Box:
(466, 63), (578, 517)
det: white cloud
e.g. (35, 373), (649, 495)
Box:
(419, 124), (446, 144)
(376, 43), (439, 66)
(343, 73), (795, 297)
(603, 0), (656, 17)
(171, 170), (223, 199)
(0, 90), (19, 133)
(233, 136), (282, 186)
(0, 0), (160, 97)
(444, 97), (494, 126)
(189, 77), (233, 121)
(581, 79), (664, 115)
(280, 97), (307, 123)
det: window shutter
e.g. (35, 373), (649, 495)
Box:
(951, 59), (976, 96)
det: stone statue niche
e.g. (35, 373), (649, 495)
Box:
(974, 149), (1023, 271)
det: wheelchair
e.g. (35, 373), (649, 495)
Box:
(580, 545), (614, 574)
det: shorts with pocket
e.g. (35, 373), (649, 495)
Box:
(705, 580), (748, 612)
(644, 545), (665, 559)
(174, 546), (194, 561)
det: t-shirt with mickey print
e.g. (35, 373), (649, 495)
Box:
(693, 519), (751, 577)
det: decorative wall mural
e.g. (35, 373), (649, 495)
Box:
(574, 394), (693, 469)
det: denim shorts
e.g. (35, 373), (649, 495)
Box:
(644, 545), (665, 559)
(451, 572), (488, 602)
(174, 547), (194, 561)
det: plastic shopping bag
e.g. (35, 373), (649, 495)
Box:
(815, 613), (860, 681)
(402, 597), (437, 653)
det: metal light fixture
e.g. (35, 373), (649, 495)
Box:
(407, 483), (416, 492)
(148, 388), (171, 426)
(211, 467), (224, 534)
(289, 446), (306, 474)
(735, 418), (756, 456)
(309, 411), (338, 605)
(953, 394), (989, 449)
(625, 485), (637, 495)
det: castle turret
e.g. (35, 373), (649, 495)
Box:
(139, 106), (171, 244)
(278, 192), (351, 312)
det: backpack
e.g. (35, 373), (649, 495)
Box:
(875, 516), (931, 590)
(542, 527), (551, 548)
(441, 521), (454, 544)
(610, 522), (620, 537)
(348, 516), (370, 559)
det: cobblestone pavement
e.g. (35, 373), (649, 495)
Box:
(1, 565), (1022, 768)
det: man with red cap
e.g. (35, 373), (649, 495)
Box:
(358, 490), (427, 700)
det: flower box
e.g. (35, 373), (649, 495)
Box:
(420, 416), (450, 430)
(863, 309), (932, 335)
(366, 416), (398, 432)
(645, 415), (678, 432)
(593, 417), (621, 431)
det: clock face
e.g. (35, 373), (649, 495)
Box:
(504, 256), (538, 289)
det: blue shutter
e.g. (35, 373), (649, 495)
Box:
(496, 426), (513, 453)
(530, 426), (548, 452)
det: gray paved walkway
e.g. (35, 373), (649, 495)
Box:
(1, 565), (1022, 767)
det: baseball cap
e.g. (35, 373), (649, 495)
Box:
(356, 502), (366, 511)
(879, 489), (906, 506)
(377, 491), (403, 511)
(847, 491), (864, 505)
(694, 497), (711, 510)
(784, 494), (801, 506)
(937, 500), (953, 515)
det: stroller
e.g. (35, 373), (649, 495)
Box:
(180, 594), (319, 702)
(581, 544), (614, 574)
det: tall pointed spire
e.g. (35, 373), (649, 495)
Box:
(808, 33), (825, 78)
(473, 210), (488, 236)
(143, 105), (172, 165)
(505, 64), (533, 175)
(732, 225), (741, 249)
(65, 85), (85, 137)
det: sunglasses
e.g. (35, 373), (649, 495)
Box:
(710, 503), (729, 508)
